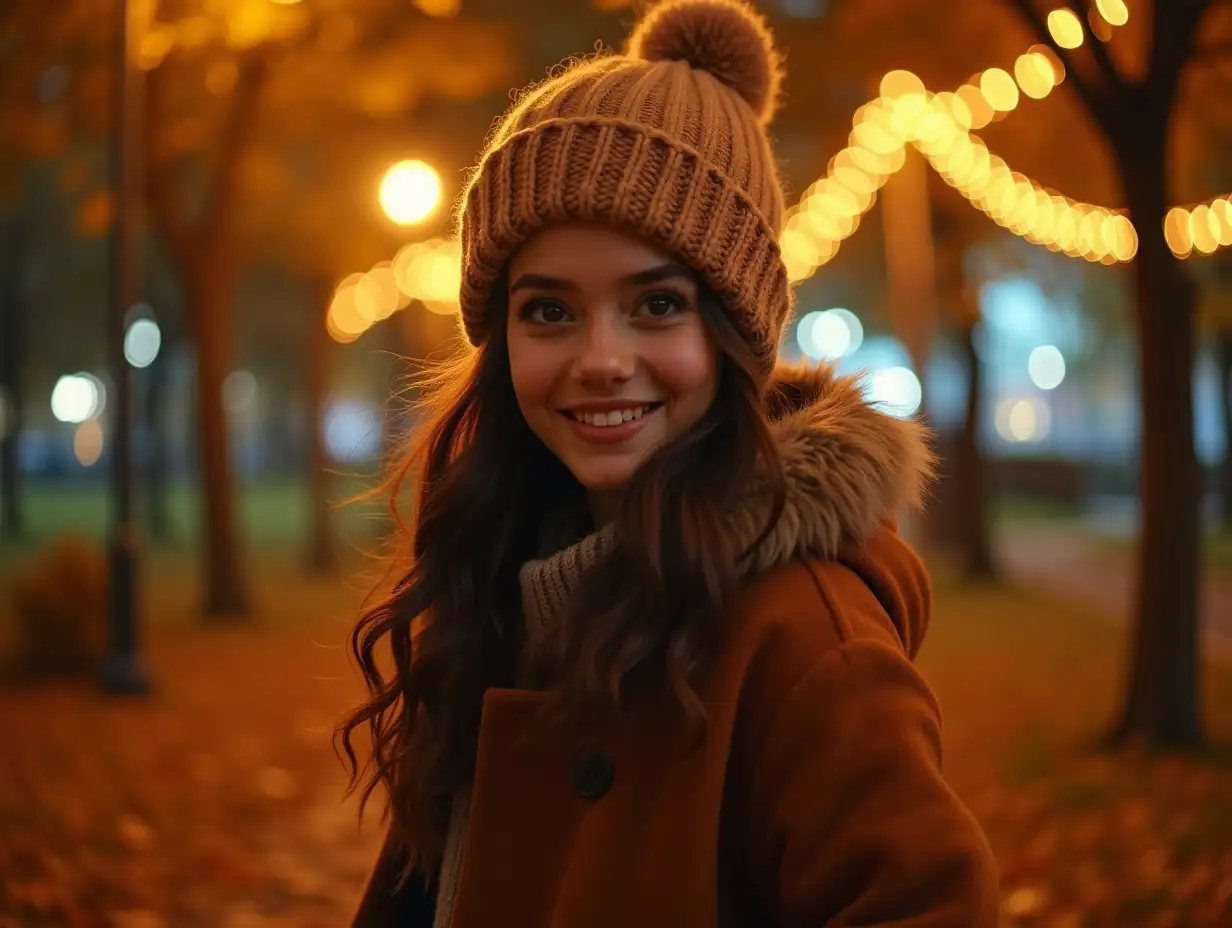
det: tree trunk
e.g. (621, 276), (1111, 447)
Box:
(305, 284), (335, 573)
(0, 213), (26, 543)
(0, 277), (23, 542)
(1109, 147), (1203, 750)
(143, 345), (172, 543)
(145, 53), (266, 618)
(955, 318), (999, 581)
(1218, 329), (1232, 530)
(192, 273), (248, 618)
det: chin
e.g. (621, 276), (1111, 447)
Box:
(565, 455), (645, 494)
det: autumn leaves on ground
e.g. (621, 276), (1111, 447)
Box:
(2, 552), (1232, 928)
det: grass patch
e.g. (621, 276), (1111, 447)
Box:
(1095, 528), (1232, 575)
(992, 497), (1089, 527)
(0, 475), (388, 556)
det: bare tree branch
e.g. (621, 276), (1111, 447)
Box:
(1002, 0), (1113, 131)
(1061, 0), (1130, 94)
(1148, 0), (1216, 118)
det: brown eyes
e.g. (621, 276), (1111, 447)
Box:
(519, 300), (572, 324)
(516, 290), (689, 326)
(639, 292), (686, 317)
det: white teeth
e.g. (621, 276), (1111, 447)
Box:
(575, 405), (654, 427)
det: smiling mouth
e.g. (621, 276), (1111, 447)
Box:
(561, 402), (664, 428)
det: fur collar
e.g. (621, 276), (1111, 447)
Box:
(519, 362), (936, 630)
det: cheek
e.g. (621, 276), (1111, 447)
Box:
(508, 341), (558, 419)
(648, 330), (718, 412)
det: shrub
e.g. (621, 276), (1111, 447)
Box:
(5, 535), (109, 678)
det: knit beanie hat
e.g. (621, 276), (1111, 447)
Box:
(455, 0), (791, 374)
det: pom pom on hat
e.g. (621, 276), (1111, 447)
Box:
(629, 0), (783, 125)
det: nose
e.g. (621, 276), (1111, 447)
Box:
(574, 313), (635, 386)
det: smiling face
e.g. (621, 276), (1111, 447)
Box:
(505, 225), (720, 521)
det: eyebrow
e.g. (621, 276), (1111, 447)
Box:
(509, 262), (696, 294)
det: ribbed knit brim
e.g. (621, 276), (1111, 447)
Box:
(457, 115), (790, 373)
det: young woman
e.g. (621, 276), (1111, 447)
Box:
(340, 1), (1000, 925)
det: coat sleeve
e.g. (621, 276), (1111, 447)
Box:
(743, 639), (1001, 927)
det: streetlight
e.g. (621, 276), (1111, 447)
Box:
(379, 159), (441, 225)
(101, 0), (149, 696)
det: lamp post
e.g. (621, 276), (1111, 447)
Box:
(101, 0), (149, 695)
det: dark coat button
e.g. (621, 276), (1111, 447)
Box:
(572, 752), (614, 800)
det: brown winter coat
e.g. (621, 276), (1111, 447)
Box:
(351, 364), (1002, 927)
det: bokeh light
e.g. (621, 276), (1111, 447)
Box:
(124, 318), (162, 369)
(798, 308), (864, 361)
(325, 402), (383, 462)
(73, 420), (105, 466)
(50, 374), (105, 424)
(879, 70), (925, 99)
(223, 370), (259, 415)
(1095, 0), (1129, 27)
(867, 366), (923, 419)
(1014, 52), (1056, 100)
(1047, 9), (1085, 48)
(980, 68), (1019, 112)
(996, 397), (1051, 442)
(379, 160), (441, 225)
(1027, 345), (1066, 390)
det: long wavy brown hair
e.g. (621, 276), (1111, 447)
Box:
(336, 285), (787, 876)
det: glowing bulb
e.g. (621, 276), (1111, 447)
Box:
(1095, 0), (1128, 27)
(1191, 205), (1220, 255)
(1014, 53), (1055, 100)
(879, 70), (925, 99)
(379, 160), (441, 225)
(1213, 198), (1232, 247)
(1047, 8), (1085, 48)
(980, 68), (1020, 112)
(1164, 207), (1193, 256)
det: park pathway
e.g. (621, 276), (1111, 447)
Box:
(998, 523), (1232, 665)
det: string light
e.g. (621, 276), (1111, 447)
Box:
(327, 238), (462, 343)
(777, 4), (1230, 285)
(1047, 9), (1085, 49)
(329, 5), (1231, 336)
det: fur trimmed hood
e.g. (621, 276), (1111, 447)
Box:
(739, 361), (935, 571)
(518, 361), (935, 637)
